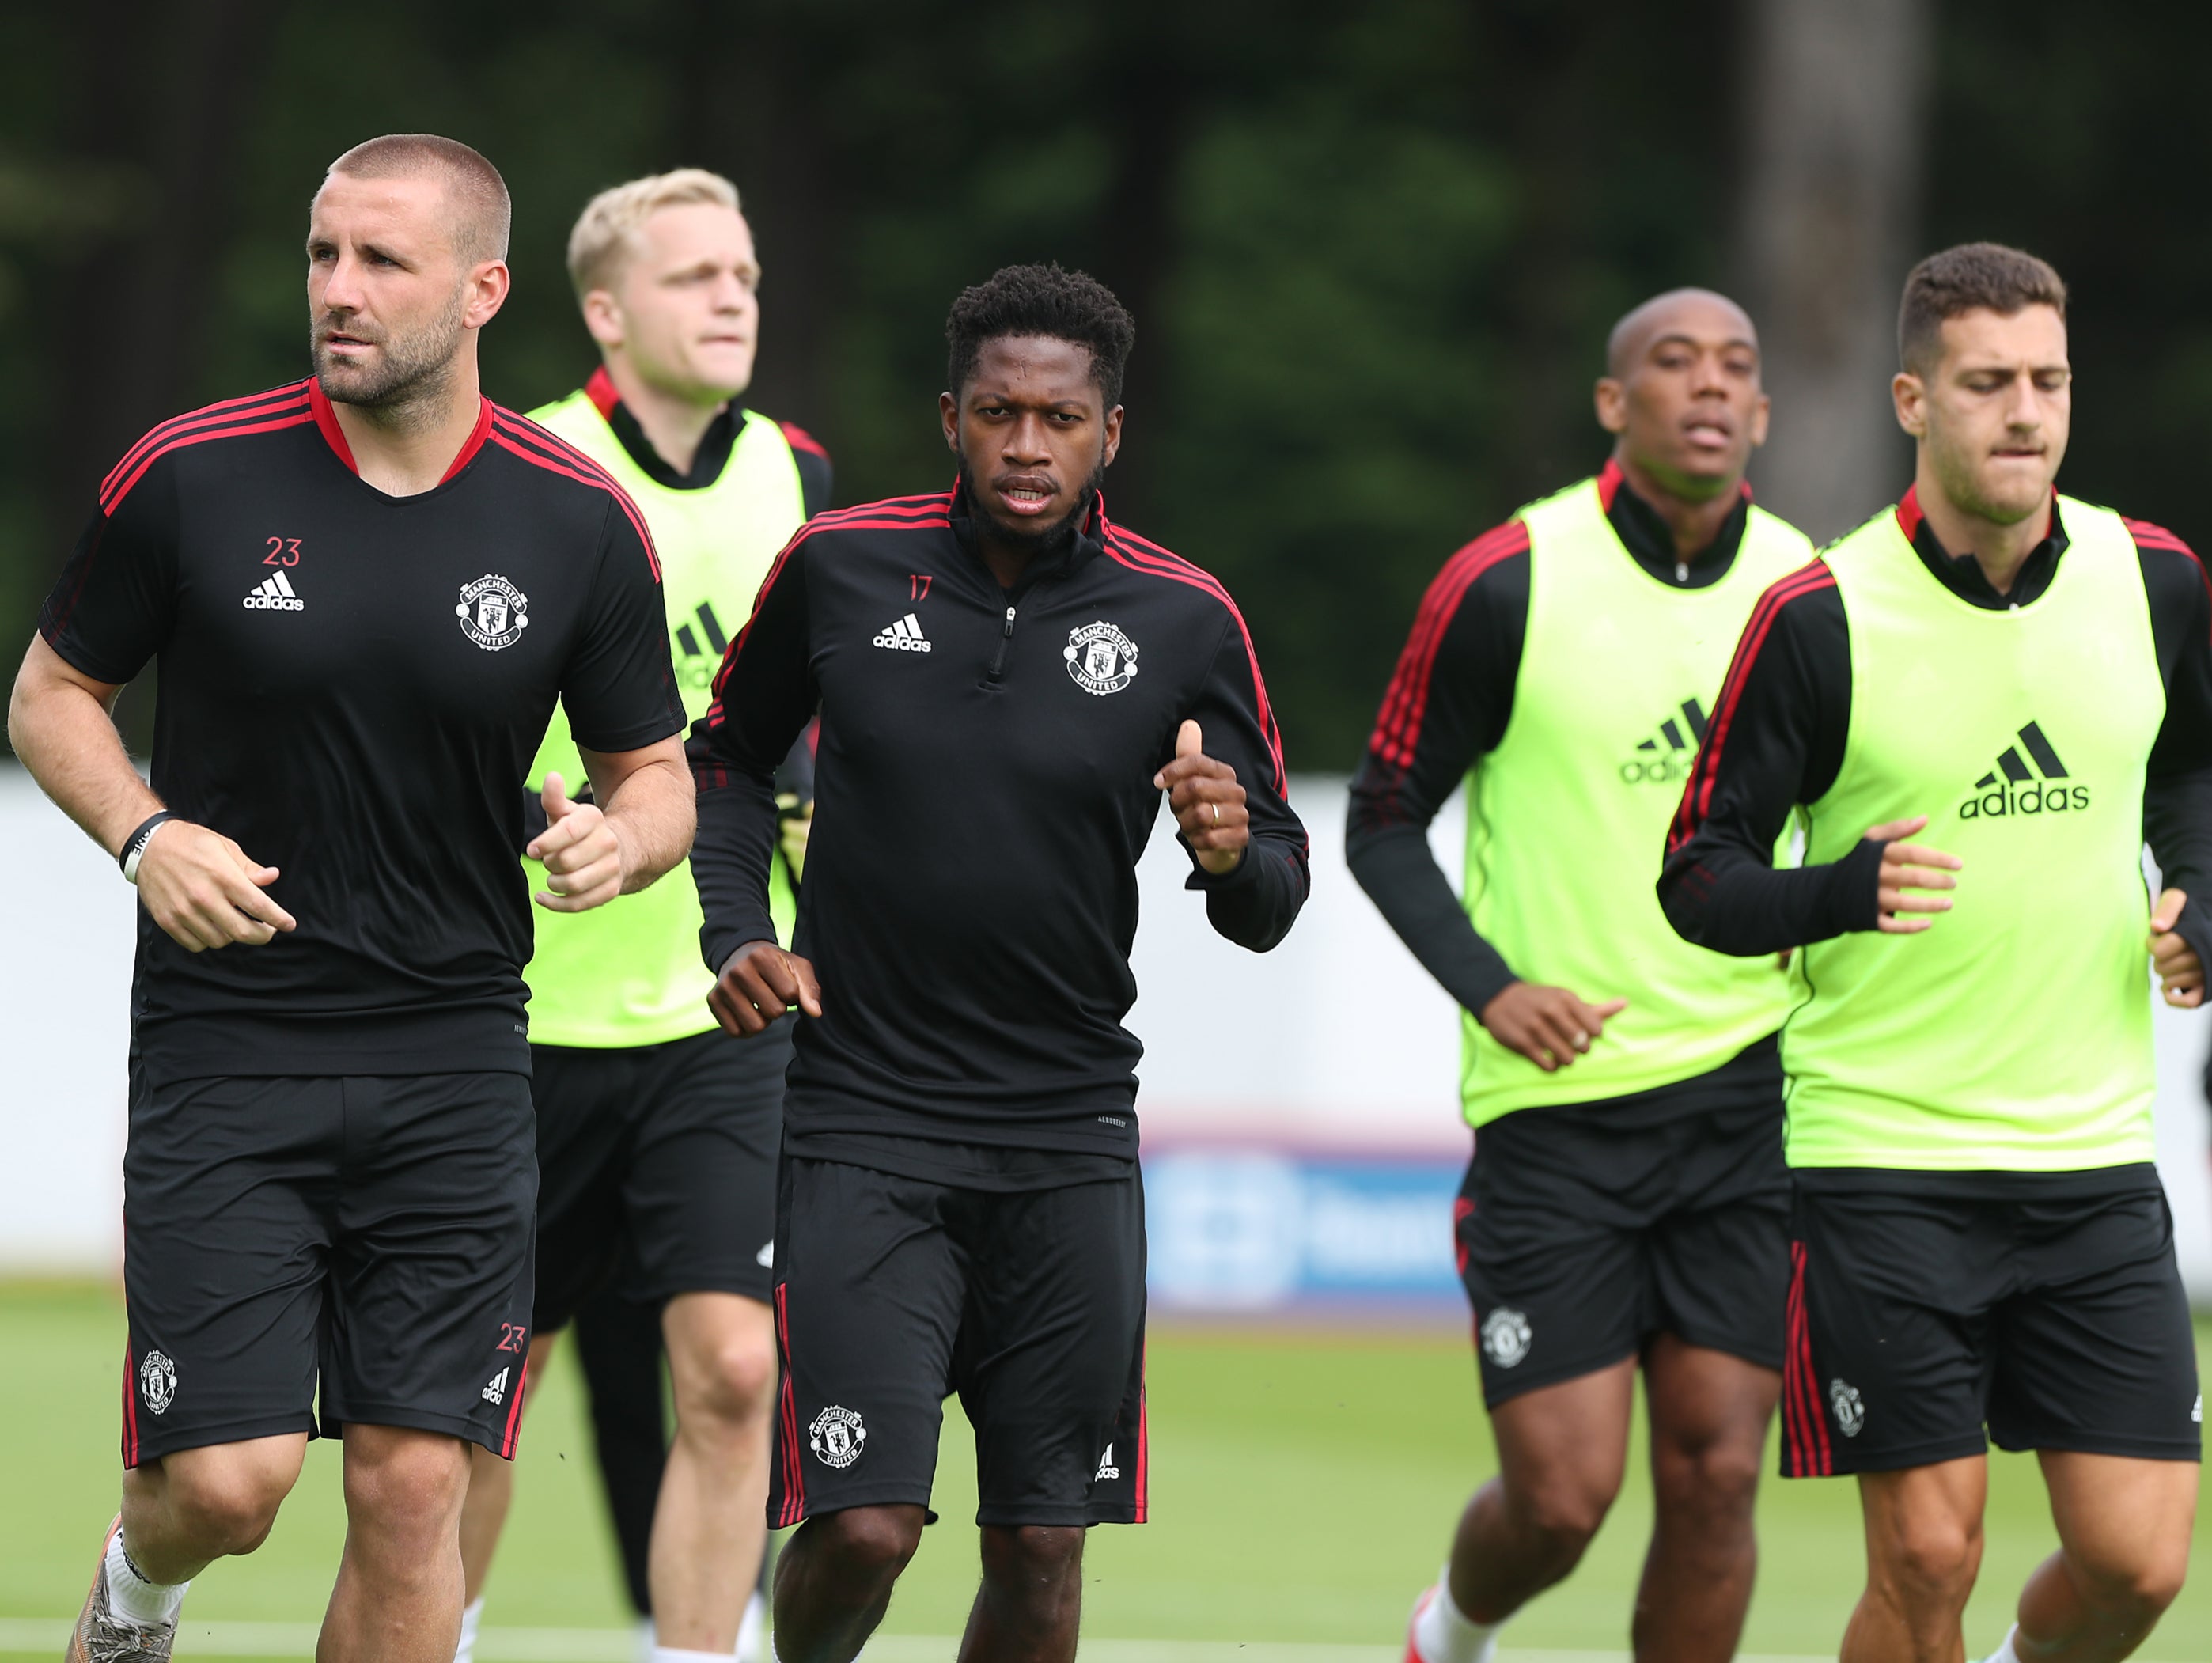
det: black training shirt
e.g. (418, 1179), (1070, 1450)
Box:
(691, 483), (1309, 1161)
(40, 377), (685, 1085)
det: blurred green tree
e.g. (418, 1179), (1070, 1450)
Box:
(6, 0), (2210, 774)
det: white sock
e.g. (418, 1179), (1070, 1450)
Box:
(454, 1596), (485, 1663)
(1411, 1572), (1502, 1663)
(736, 1592), (767, 1663)
(652, 1648), (740, 1662)
(1981, 1627), (2021, 1663)
(104, 1532), (188, 1630)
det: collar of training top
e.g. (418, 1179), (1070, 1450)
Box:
(585, 365), (743, 491)
(1894, 483), (2069, 611)
(1594, 456), (1752, 589)
(948, 475), (1109, 591)
(307, 375), (494, 486)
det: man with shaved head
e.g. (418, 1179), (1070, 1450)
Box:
(1347, 289), (1812, 1661)
(10, 134), (695, 1661)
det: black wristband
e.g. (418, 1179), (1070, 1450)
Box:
(119, 811), (176, 878)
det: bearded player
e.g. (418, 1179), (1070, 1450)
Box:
(11, 135), (691, 1663)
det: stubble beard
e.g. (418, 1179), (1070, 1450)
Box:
(1934, 432), (2053, 527)
(312, 283), (469, 426)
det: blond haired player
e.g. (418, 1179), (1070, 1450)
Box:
(453, 169), (829, 1663)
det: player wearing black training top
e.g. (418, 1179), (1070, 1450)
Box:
(9, 136), (692, 1663)
(691, 264), (1309, 1663)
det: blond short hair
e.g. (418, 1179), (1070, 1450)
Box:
(566, 169), (743, 303)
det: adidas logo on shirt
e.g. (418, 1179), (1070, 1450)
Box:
(1960, 721), (2089, 818)
(242, 570), (304, 612)
(873, 612), (932, 653)
(1620, 698), (1709, 785)
(482, 1366), (510, 1407)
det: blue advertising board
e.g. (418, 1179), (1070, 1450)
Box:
(1144, 1149), (1467, 1315)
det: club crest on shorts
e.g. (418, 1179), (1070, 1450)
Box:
(1480, 1307), (1532, 1369)
(456, 574), (530, 651)
(1064, 621), (1139, 695)
(138, 1350), (177, 1416)
(1829, 1377), (1865, 1438)
(809, 1404), (867, 1468)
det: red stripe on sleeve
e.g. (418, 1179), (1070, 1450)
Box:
(703, 510), (953, 719)
(2129, 518), (2212, 650)
(100, 397), (315, 514)
(100, 383), (312, 499)
(1101, 532), (1289, 794)
(1365, 521), (1529, 773)
(487, 419), (663, 581)
(778, 420), (831, 460)
(1667, 560), (1836, 854)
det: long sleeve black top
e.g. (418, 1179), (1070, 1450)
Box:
(690, 483), (1309, 1158)
(1344, 461), (1756, 1018)
(1658, 491), (2212, 975)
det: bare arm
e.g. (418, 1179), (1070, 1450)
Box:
(9, 635), (158, 855)
(526, 736), (695, 912)
(9, 635), (294, 949)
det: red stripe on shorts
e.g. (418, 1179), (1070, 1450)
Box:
(1782, 1241), (1832, 1475)
(775, 1283), (805, 1526)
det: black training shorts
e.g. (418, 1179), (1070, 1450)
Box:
(121, 1070), (537, 1466)
(1456, 1091), (1790, 1407)
(1782, 1172), (2203, 1477)
(767, 1156), (1148, 1529)
(531, 1019), (789, 1330)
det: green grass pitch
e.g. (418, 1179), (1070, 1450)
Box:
(2, 1282), (2206, 1661)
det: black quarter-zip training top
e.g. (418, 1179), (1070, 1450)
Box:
(691, 483), (1309, 1161)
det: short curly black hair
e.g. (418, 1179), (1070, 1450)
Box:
(945, 263), (1136, 407)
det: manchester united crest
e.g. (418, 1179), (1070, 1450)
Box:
(809, 1404), (868, 1468)
(138, 1349), (178, 1415)
(1064, 620), (1139, 696)
(456, 574), (530, 651)
(1480, 1307), (1532, 1369)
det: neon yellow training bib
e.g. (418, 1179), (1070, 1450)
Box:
(1784, 495), (2163, 1171)
(521, 388), (807, 1048)
(1460, 475), (1811, 1124)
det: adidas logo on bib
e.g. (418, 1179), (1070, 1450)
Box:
(1960, 721), (2089, 819)
(873, 612), (931, 653)
(1620, 698), (1708, 785)
(243, 571), (303, 612)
